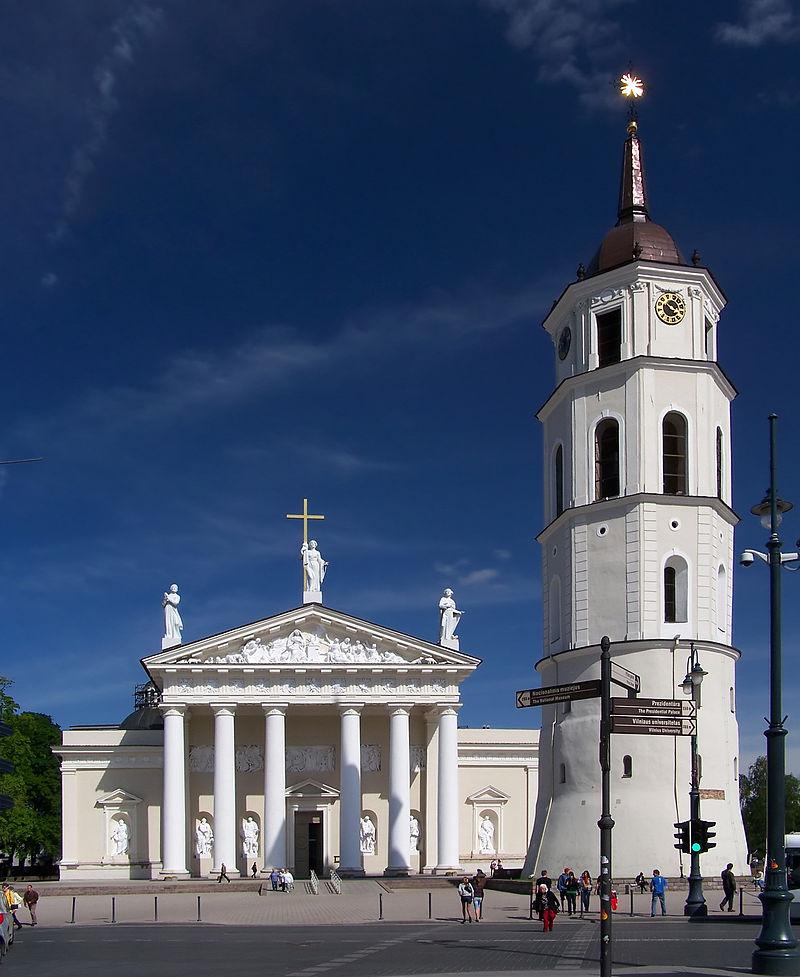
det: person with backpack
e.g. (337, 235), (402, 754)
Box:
(458, 876), (475, 923)
(564, 871), (580, 916)
(556, 867), (570, 910)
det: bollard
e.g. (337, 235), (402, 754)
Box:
(739, 888), (743, 917)
(428, 891), (432, 920)
(197, 895), (201, 922)
(70, 896), (76, 924)
(379, 892), (383, 920)
(111, 896), (116, 924)
(630, 889), (634, 917)
(154, 895), (158, 922)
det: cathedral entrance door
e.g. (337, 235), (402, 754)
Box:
(293, 811), (324, 878)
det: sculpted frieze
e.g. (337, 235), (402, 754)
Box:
(165, 675), (457, 698)
(286, 746), (335, 773)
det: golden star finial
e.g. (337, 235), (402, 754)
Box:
(620, 72), (644, 99)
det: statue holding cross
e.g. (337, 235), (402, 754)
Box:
(286, 498), (328, 604)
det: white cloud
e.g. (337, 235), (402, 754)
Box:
(460, 567), (500, 586)
(481, 0), (633, 108)
(40, 272), (58, 288)
(48, 2), (164, 244)
(715, 0), (800, 46)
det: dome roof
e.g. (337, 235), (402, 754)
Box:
(119, 706), (164, 731)
(586, 118), (685, 277)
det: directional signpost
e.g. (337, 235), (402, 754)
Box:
(516, 680), (601, 709)
(609, 661), (641, 693)
(611, 697), (696, 736)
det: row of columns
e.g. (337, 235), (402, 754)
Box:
(159, 702), (461, 877)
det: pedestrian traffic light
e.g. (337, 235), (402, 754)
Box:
(689, 819), (717, 854)
(674, 820), (690, 854)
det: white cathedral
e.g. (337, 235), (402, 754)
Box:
(58, 115), (748, 881)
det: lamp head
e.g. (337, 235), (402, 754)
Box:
(750, 490), (793, 530)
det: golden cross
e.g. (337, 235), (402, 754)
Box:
(286, 497), (325, 546)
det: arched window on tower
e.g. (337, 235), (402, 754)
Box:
(716, 427), (724, 499)
(717, 564), (727, 634)
(662, 412), (688, 495)
(554, 444), (564, 518)
(622, 755), (633, 779)
(549, 577), (562, 645)
(559, 763), (567, 784)
(594, 419), (620, 500)
(596, 308), (622, 367)
(664, 556), (688, 624)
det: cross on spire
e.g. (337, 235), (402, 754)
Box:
(285, 497), (325, 545)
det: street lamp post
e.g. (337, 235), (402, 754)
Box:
(741, 414), (799, 976)
(681, 645), (708, 917)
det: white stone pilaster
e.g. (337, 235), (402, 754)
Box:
(262, 704), (288, 871)
(386, 705), (412, 875)
(435, 705), (462, 872)
(211, 703), (240, 876)
(160, 704), (189, 878)
(339, 705), (364, 876)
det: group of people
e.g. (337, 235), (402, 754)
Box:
(532, 868), (594, 931)
(268, 868), (295, 892)
(2, 883), (38, 929)
(457, 870), (488, 923)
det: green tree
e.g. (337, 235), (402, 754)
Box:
(0, 677), (62, 867)
(739, 755), (800, 857)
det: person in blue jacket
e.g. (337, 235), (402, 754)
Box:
(650, 868), (668, 916)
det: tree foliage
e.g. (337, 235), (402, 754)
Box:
(739, 755), (800, 856)
(0, 677), (61, 865)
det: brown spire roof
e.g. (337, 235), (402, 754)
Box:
(587, 119), (684, 276)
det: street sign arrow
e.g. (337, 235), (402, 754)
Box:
(611, 698), (696, 719)
(609, 661), (641, 693)
(516, 680), (601, 709)
(610, 715), (697, 736)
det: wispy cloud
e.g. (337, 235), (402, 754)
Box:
(48, 2), (163, 245)
(481, 0), (632, 108)
(715, 0), (800, 46)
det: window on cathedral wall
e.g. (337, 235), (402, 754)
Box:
(716, 427), (724, 499)
(559, 763), (567, 784)
(596, 308), (622, 367)
(554, 444), (564, 518)
(729, 686), (735, 713)
(717, 565), (727, 634)
(705, 318), (714, 358)
(622, 755), (633, 778)
(594, 419), (620, 500)
(664, 556), (688, 624)
(662, 412), (688, 495)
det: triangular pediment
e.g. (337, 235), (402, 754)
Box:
(465, 784), (511, 804)
(96, 789), (143, 808)
(284, 779), (339, 799)
(143, 604), (480, 672)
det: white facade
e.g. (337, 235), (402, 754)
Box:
(59, 605), (538, 879)
(524, 122), (748, 879)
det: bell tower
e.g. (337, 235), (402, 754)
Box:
(523, 107), (748, 878)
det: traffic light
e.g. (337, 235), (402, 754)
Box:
(690, 819), (717, 854)
(674, 820), (690, 854)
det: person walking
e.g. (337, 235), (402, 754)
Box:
(250, 862), (258, 879)
(720, 863), (737, 912)
(2, 884), (23, 931)
(579, 871), (592, 915)
(533, 883), (547, 921)
(565, 871), (579, 916)
(542, 887), (560, 932)
(283, 869), (294, 892)
(650, 869), (667, 916)
(269, 867), (280, 891)
(535, 869), (552, 891)
(217, 862), (231, 883)
(23, 884), (38, 926)
(557, 867), (570, 911)
(458, 876), (475, 923)
(472, 871), (487, 921)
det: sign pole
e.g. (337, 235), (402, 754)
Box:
(599, 635), (613, 977)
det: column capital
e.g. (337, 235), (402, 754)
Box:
(425, 703), (462, 721)
(339, 703), (365, 716)
(210, 702), (237, 716)
(262, 703), (289, 716)
(387, 703), (415, 717)
(159, 703), (188, 718)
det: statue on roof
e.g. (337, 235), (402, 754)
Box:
(162, 583), (183, 650)
(301, 539), (328, 599)
(438, 588), (463, 651)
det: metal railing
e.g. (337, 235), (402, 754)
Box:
(329, 870), (342, 895)
(308, 869), (319, 895)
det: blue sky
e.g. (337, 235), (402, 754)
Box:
(0, 0), (799, 773)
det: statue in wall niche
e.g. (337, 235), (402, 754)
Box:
(478, 816), (495, 854)
(196, 817), (214, 857)
(286, 629), (307, 663)
(360, 815), (376, 855)
(162, 583), (184, 649)
(410, 815), (421, 852)
(110, 819), (129, 856)
(241, 817), (259, 858)
(301, 539), (328, 593)
(438, 588), (463, 648)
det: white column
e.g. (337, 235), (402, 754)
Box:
(262, 704), (287, 871)
(436, 705), (462, 872)
(160, 704), (189, 877)
(386, 705), (412, 875)
(212, 703), (240, 876)
(339, 705), (364, 875)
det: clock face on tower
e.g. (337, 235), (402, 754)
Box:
(655, 291), (686, 325)
(558, 326), (572, 360)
